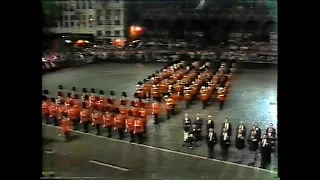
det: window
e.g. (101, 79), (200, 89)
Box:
(114, 9), (121, 16)
(76, 0), (80, 9)
(64, 22), (69, 27)
(114, 20), (120, 25)
(88, 15), (93, 27)
(64, 15), (68, 21)
(106, 20), (112, 25)
(82, 15), (86, 22)
(114, 31), (120, 36)
(105, 15), (110, 20)
(105, 31), (111, 36)
(69, 3), (74, 11)
(54, 21), (59, 27)
(77, 20), (80, 27)
(70, 21), (74, 27)
(83, 21), (87, 27)
(82, 1), (86, 9)
(88, 0), (92, 9)
(97, 30), (102, 36)
(106, 9), (111, 15)
(71, 15), (77, 21)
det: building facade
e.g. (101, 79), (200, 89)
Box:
(46, 0), (125, 42)
(126, 0), (277, 42)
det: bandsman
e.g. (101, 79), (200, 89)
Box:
(71, 87), (77, 96)
(92, 109), (103, 135)
(134, 116), (144, 144)
(42, 95), (50, 124)
(200, 86), (209, 109)
(217, 91), (226, 111)
(81, 88), (88, 100)
(57, 100), (67, 119)
(73, 94), (82, 107)
(60, 116), (72, 142)
(184, 87), (192, 108)
(152, 100), (160, 124)
(49, 97), (59, 126)
(65, 93), (74, 106)
(56, 91), (64, 104)
(126, 110), (135, 143)
(114, 108), (126, 139)
(67, 102), (80, 130)
(130, 101), (139, 116)
(120, 92), (127, 106)
(119, 105), (128, 115)
(165, 95), (174, 119)
(139, 103), (148, 133)
(103, 108), (114, 138)
(80, 102), (91, 133)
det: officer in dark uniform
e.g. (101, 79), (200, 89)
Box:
(206, 115), (215, 133)
(187, 124), (197, 148)
(266, 123), (277, 149)
(194, 113), (203, 144)
(43, 89), (49, 97)
(206, 128), (218, 159)
(220, 128), (231, 160)
(182, 113), (192, 147)
(221, 118), (232, 136)
(260, 134), (272, 169)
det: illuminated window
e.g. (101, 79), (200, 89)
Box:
(115, 31), (120, 36)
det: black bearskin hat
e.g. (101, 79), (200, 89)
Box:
(82, 88), (88, 93)
(58, 85), (63, 90)
(43, 89), (49, 95)
(72, 86), (76, 92)
(67, 93), (72, 98)
(99, 90), (104, 95)
(91, 88), (96, 94)
(110, 91), (115, 96)
(122, 92), (127, 97)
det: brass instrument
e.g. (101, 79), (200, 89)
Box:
(125, 118), (128, 132)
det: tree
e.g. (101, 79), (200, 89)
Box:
(42, 0), (63, 28)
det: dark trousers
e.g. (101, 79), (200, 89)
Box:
(95, 124), (101, 135)
(154, 113), (159, 124)
(50, 117), (59, 126)
(83, 121), (89, 133)
(187, 137), (194, 147)
(44, 114), (49, 124)
(202, 100), (208, 109)
(118, 128), (125, 139)
(64, 131), (70, 142)
(185, 100), (191, 108)
(71, 119), (79, 130)
(207, 144), (215, 158)
(129, 131), (135, 142)
(219, 101), (224, 110)
(195, 130), (201, 142)
(106, 126), (113, 137)
(135, 132), (143, 144)
(260, 152), (271, 169)
(166, 109), (172, 119)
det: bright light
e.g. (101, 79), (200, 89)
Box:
(135, 27), (141, 31)
(84, 40), (89, 43)
(115, 39), (121, 42)
(65, 40), (72, 43)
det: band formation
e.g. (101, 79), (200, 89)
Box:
(42, 60), (276, 168)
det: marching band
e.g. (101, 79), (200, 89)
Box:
(42, 60), (276, 169)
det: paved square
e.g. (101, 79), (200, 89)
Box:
(42, 62), (278, 179)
